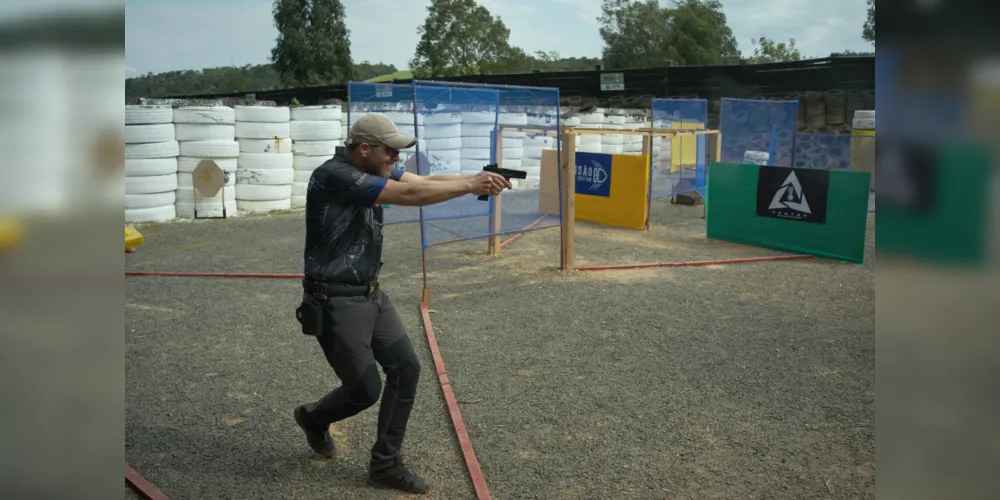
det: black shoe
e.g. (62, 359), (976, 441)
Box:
(369, 464), (430, 494)
(293, 405), (335, 458)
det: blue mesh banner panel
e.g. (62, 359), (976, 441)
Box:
(719, 98), (799, 166)
(347, 82), (422, 224)
(411, 80), (563, 249)
(650, 98), (708, 199)
(792, 134), (852, 170)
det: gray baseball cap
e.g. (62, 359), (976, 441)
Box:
(345, 114), (416, 150)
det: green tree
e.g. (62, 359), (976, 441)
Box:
(862, 0), (874, 42)
(270, 0), (352, 87)
(748, 36), (802, 63)
(410, 0), (528, 77)
(598, 0), (740, 68)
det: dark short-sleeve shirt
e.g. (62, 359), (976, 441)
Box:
(302, 148), (403, 286)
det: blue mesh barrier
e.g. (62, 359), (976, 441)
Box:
(411, 79), (563, 249)
(719, 98), (799, 166)
(792, 133), (852, 170)
(650, 98), (708, 199)
(347, 82), (422, 224)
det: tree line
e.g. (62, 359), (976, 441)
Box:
(126, 0), (874, 98)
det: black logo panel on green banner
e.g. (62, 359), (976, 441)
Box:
(756, 166), (830, 224)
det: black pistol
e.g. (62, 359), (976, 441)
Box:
(478, 163), (527, 201)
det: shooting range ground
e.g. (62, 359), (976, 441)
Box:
(126, 205), (874, 499)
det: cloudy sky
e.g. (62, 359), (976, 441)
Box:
(124, 0), (873, 77)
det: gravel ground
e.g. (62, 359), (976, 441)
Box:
(421, 199), (875, 499)
(127, 198), (874, 500)
(126, 212), (471, 500)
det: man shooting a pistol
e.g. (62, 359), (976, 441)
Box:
(293, 114), (511, 494)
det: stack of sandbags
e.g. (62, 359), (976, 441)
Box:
(290, 105), (343, 207)
(125, 105), (178, 222)
(173, 106), (238, 218)
(234, 105), (293, 213)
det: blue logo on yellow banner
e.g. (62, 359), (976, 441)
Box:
(575, 152), (612, 197)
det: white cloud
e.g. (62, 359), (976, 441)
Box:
(124, 0), (873, 76)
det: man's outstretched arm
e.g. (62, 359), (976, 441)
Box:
(398, 172), (464, 183)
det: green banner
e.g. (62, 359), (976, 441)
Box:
(706, 163), (871, 263)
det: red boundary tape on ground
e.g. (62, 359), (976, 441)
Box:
(498, 214), (550, 250)
(419, 302), (492, 500)
(125, 463), (170, 500)
(125, 271), (304, 279)
(574, 254), (813, 271)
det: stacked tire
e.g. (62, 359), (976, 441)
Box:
(173, 106), (238, 218)
(424, 111), (463, 176)
(459, 111), (494, 177)
(576, 110), (604, 154)
(621, 113), (646, 155)
(499, 111), (527, 172)
(290, 105), (343, 207)
(601, 111), (626, 155)
(234, 105), (293, 213)
(125, 105), (178, 223)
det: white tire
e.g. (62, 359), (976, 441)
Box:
(601, 144), (624, 155)
(423, 112), (461, 125)
(236, 183), (292, 201)
(126, 205), (176, 223)
(460, 137), (490, 149)
(236, 168), (294, 185)
(293, 170), (315, 183)
(499, 137), (524, 148)
(854, 110), (875, 119)
(428, 160), (461, 175)
(502, 147), (523, 160)
(500, 159), (522, 169)
(126, 141), (179, 159)
(460, 159), (488, 171)
(423, 123), (461, 139)
(234, 105), (290, 123)
(577, 135), (602, 146)
(125, 191), (176, 210)
(176, 171), (236, 191)
(461, 124), (495, 136)
(237, 198), (292, 212)
(125, 124), (175, 144)
(177, 157), (238, 173)
(174, 124), (236, 141)
(852, 117), (875, 130)
(577, 143), (602, 153)
(291, 140), (340, 156)
(173, 106), (236, 124)
(563, 116), (581, 127)
(125, 158), (177, 177)
(175, 199), (237, 219)
(521, 166), (541, 178)
(291, 105), (342, 121)
(521, 157), (542, 167)
(235, 121), (291, 139)
(293, 155), (332, 171)
(606, 115), (626, 126)
(427, 149), (460, 162)
(522, 146), (545, 158)
(459, 111), (495, 124)
(499, 113), (528, 126)
(429, 137), (464, 150)
(602, 134), (624, 145)
(292, 181), (308, 196)
(238, 152), (294, 170)
(579, 113), (603, 125)
(239, 138), (292, 154)
(290, 120), (343, 141)
(179, 140), (240, 158)
(125, 105), (172, 125)
(291, 195), (307, 207)
(125, 173), (178, 194)
(461, 148), (492, 160)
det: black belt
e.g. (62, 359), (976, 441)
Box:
(304, 280), (377, 298)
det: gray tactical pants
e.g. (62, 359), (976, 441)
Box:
(299, 288), (420, 472)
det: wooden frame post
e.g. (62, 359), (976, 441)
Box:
(559, 131), (576, 271)
(642, 132), (653, 231)
(488, 128), (504, 257)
